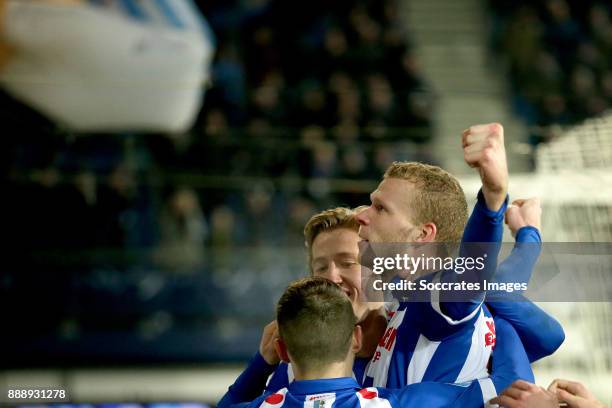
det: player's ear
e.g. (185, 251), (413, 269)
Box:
(351, 324), (363, 354)
(274, 338), (290, 363)
(415, 222), (437, 243)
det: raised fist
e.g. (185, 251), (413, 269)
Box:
(505, 197), (542, 237)
(462, 123), (508, 211)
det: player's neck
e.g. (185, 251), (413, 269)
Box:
(356, 306), (387, 358)
(293, 359), (354, 381)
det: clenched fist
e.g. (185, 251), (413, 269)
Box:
(463, 123), (509, 211)
(505, 198), (542, 237)
(259, 320), (281, 365)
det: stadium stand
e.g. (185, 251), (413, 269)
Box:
(487, 0), (612, 144)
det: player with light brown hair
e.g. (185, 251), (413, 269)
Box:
(273, 205), (387, 360)
(379, 162), (468, 244)
(358, 123), (508, 246)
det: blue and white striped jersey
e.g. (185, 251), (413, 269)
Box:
(362, 297), (495, 388)
(218, 318), (535, 408)
(358, 191), (507, 387)
(268, 192), (505, 390)
(246, 378), (487, 408)
(264, 194), (563, 392)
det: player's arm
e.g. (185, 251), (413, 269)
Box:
(487, 199), (565, 362)
(217, 322), (280, 407)
(491, 378), (607, 408)
(458, 122), (509, 282)
(217, 352), (278, 408)
(433, 123), (508, 325)
(491, 380), (558, 408)
(489, 317), (535, 393)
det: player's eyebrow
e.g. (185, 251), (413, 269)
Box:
(370, 191), (390, 209)
(311, 256), (327, 265)
(334, 252), (358, 259)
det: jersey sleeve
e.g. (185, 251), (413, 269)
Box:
(486, 226), (565, 362)
(490, 226), (541, 286)
(489, 317), (535, 393)
(217, 352), (278, 408)
(461, 189), (508, 244)
(429, 189), (507, 328)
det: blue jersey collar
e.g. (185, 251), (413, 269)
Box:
(288, 377), (360, 395)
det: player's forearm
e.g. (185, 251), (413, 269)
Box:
(486, 222), (564, 362)
(490, 226), (541, 287)
(481, 185), (507, 213)
(461, 189), (507, 283)
(490, 318), (535, 393)
(461, 189), (507, 244)
(217, 352), (278, 408)
(437, 190), (507, 317)
(489, 299), (565, 362)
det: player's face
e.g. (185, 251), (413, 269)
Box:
(311, 228), (370, 320)
(357, 178), (421, 244)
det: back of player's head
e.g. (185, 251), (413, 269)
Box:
(276, 277), (357, 371)
(384, 161), (468, 243)
(303, 207), (363, 268)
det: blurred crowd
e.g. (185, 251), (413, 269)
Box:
(488, 0), (612, 144)
(1, 0), (434, 362)
(3, 0), (612, 366)
(4, 0), (434, 255)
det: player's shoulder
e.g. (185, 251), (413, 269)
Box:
(251, 388), (290, 408)
(354, 387), (396, 407)
(393, 381), (486, 408)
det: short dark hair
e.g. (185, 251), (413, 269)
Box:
(276, 277), (356, 371)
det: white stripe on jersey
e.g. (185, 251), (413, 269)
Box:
(287, 363), (295, 383)
(355, 388), (392, 408)
(406, 334), (441, 384)
(259, 388), (289, 408)
(455, 309), (493, 383)
(430, 272), (482, 325)
(478, 378), (498, 407)
(304, 392), (336, 408)
(366, 306), (406, 387)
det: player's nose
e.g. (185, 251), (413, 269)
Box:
(325, 264), (343, 285)
(356, 207), (370, 226)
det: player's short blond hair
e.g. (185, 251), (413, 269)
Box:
(303, 207), (363, 270)
(384, 161), (468, 243)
